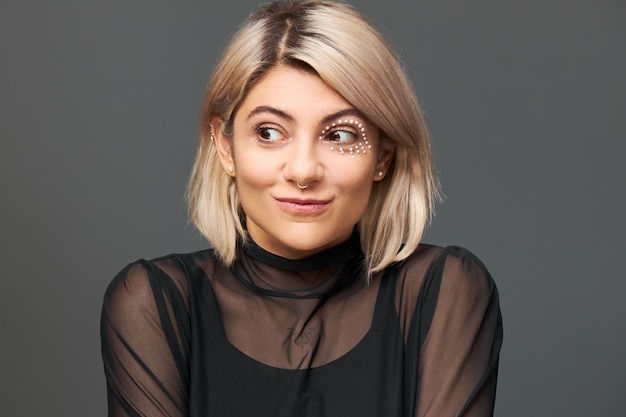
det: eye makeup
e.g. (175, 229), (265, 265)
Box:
(318, 118), (371, 158)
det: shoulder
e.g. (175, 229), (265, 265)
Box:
(102, 261), (156, 317)
(431, 245), (497, 301)
(393, 245), (500, 345)
(399, 244), (494, 284)
(102, 249), (216, 314)
(395, 244), (498, 310)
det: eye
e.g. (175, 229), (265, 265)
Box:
(255, 126), (284, 143)
(326, 129), (357, 144)
(318, 118), (371, 157)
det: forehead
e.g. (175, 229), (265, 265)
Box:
(236, 66), (355, 122)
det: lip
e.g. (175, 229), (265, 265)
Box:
(274, 197), (332, 214)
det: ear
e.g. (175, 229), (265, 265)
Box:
(211, 117), (236, 177)
(373, 138), (395, 182)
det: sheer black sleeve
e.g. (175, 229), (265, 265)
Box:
(401, 246), (503, 417)
(100, 259), (191, 417)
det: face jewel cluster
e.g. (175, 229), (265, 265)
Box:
(319, 119), (371, 158)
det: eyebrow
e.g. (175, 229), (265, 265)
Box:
(246, 106), (294, 121)
(246, 106), (367, 125)
(321, 109), (366, 124)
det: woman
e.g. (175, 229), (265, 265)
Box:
(101, 1), (503, 416)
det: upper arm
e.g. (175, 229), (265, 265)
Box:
(101, 260), (190, 417)
(404, 246), (503, 417)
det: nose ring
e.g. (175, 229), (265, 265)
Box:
(297, 181), (309, 189)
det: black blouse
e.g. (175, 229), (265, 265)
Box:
(101, 234), (502, 417)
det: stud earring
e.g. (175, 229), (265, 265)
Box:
(228, 166), (234, 173)
(378, 171), (383, 176)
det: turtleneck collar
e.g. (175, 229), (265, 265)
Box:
(240, 230), (363, 272)
(233, 231), (364, 299)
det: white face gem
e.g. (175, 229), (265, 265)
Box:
(317, 116), (375, 159)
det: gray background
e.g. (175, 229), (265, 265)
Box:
(1, 0), (624, 416)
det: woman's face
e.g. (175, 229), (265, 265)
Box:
(215, 66), (392, 259)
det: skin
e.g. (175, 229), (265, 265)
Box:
(214, 66), (393, 260)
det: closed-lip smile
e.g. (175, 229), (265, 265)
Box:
(274, 197), (332, 214)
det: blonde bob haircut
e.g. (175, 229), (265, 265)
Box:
(187, 0), (439, 276)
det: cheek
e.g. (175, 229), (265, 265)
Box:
(337, 162), (376, 200)
(233, 146), (279, 188)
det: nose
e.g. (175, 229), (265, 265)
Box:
(282, 135), (323, 187)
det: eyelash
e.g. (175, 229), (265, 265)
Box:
(255, 125), (284, 145)
(321, 127), (359, 144)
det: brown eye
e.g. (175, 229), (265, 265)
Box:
(327, 129), (357, 144)
(256, 126), (282, 142)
